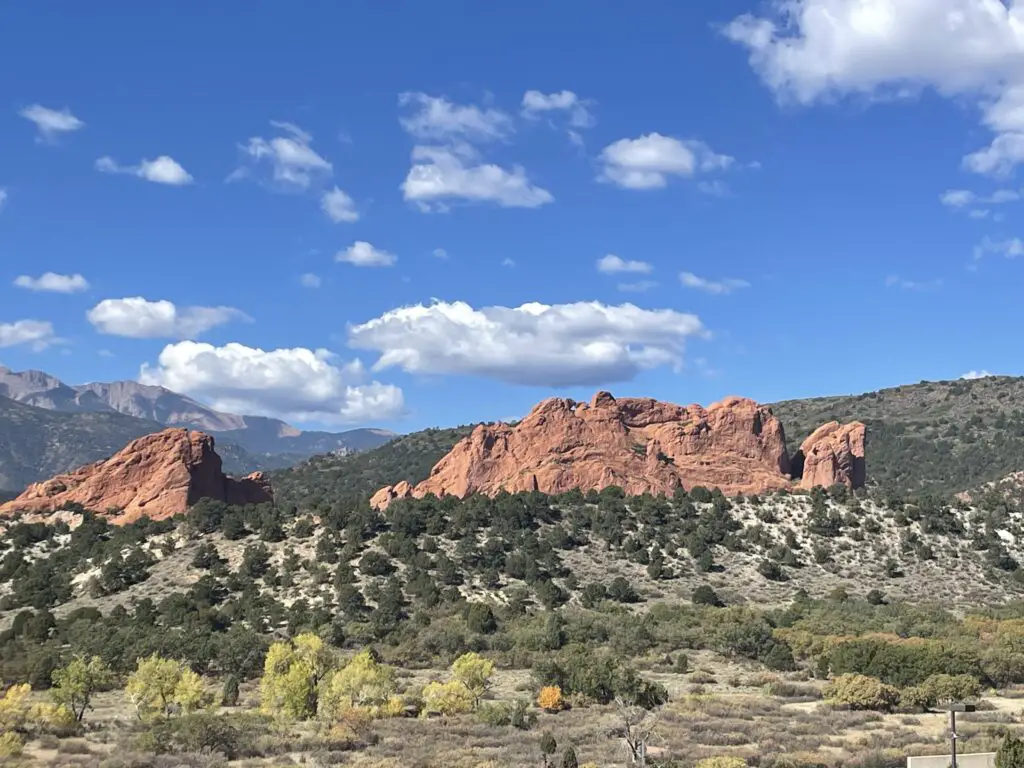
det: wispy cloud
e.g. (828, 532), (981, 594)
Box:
(299, 273), (322, 288)
(321, 186), (359, 222)
(617, 280), (658, 293)
(679, 271), (749, 295)
(18, 104), (84, 142)
(233, 121), (332, 190)
(96, 155), (193, 185)
(973, 237), (1024, 261)
(884, 275), (943, 291)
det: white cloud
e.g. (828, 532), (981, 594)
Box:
(596, 254), (653, 274)
(14, 272), (90, 293)
(961, 369), (994, 380)
(347, 300), (706, 387)
(235, 121), (332, 189)
(501, 258), (516, 268)
(969, 208), (991, 219)
(432, 248), (449, 259)
(18, 104), (84, 142)
(96, 155), (193, 185)
(991, 188), (1021, 203)
(521, 90), (595, 128)
(399, 93), (513, 142)
(973, 236), (1024, 260)
(140, 341), (403, 424)
(300, 273), (322, 288)
(884, 274), (943, 291)
(617, 280), (658, 293)
(680, 272), (750, 295)
(86, 297), (249, 338)
(724, 0), (1024, 176)
(941, 189), (976, 207)
(336, 241), (396, 268)
(598, 133), (734, 189)
(321, 186), (359, 222)
(401, 145), (553, 209)
(0, 189), (7, 214)
(0, 320), (56, 350)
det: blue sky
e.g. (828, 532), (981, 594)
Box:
(1, 1), (1022, 433)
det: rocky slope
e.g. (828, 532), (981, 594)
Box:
(0, 428), (273, 524)
(371, 392), (865, 509)
(0, 366), (396, 460)
(771, 375), (1024, 494)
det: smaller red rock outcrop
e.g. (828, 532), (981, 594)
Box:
(370, 391), (867, 510)
(0, 428), (273, 524)
(797, 421), (867, 491)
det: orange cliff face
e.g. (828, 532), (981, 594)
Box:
(0, 428), (273, 525)
(370, 391), (867, 510)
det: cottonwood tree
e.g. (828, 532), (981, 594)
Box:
(125, 655), (205, 720)
(50, 655), (114, 722)
(259, 632), (334, 719)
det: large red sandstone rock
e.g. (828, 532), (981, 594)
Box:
(371, 392), (866, 509)
(0, 428), (273, 524)
(797, 421), (867, 491)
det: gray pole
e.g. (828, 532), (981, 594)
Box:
(950, 710), (958, 768)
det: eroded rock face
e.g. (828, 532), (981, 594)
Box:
(372, 391), (866, 509)
(0, 428), (273, 524)
(797, 421), (867, 491)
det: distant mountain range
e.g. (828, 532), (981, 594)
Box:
(0, 365), (397, 491)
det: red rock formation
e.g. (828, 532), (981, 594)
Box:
(797, 421), (867, 491)
(0, 428), (273, 524)
(371, 391), (867, 509)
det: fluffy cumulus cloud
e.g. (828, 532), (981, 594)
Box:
(399, 93), (513, 142)
(401, 145), (553, 210)
(399, 94), (552, 210)
(139, 340), (404, 423)
(14, 272), (90, 293)
(347, 300), (706, 387)
(598, 133), (735, 189)
(724, 0), (1024, 176)
(18, 104), (84, 142)
(86, 297), (249, 338)
(680, 272), (750, 295)
(233, 121), (332, 189)
(321, 186), (359, 222)
(521, 90), (595, 130)
(336, 241), (397, 268)
(596, 254), (653, 274)
(0, 320), (56, 350)
(96, 156), (193, 185)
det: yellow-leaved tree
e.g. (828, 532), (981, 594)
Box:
(450, 652), (495, 708)
(51, 655), (114, 723)
(260, 632), (335, 719)
(421, 680), (474, 717)
(320, 649), (398, 720)
(125, 655), (206, 720)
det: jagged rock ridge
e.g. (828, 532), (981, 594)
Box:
(371, 392), (866, 509)
(0, 428), (273, 524)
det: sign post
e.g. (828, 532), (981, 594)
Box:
(942, 703), (977, 768)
